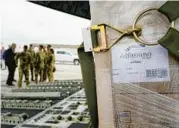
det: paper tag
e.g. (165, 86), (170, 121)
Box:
(112, 43), (170, 83)
(82, 27), (93, 52)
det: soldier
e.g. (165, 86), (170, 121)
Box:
(28, 44), (35, 81)
(47, 48), (55, 82)
(43, 45), (52, 82)
(15, 45), (31, 88)
(35, 45), (45, 83)
(47, 45), (51, 52)
(43, 46), (47, 82)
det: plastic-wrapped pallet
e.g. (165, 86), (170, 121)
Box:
(89, 1), (179, 128)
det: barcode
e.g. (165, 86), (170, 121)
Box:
(146, 69), (168, 78)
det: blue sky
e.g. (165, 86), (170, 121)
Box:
(1, 0), (90, 47)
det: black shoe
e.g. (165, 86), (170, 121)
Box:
(31, 79), (34, 81)
(13, 79), (17, 82)
(7, 83), (15, 86)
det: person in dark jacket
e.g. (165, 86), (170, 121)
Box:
(5, 43), (17, 86)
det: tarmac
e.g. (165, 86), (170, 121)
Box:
(1, 63), (82, 95)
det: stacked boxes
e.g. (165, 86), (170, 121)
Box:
(90, 1), (179, 128)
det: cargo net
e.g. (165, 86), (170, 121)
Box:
(111, 66), (179, 128)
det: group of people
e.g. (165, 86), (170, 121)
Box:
(3, 43), (55, 88)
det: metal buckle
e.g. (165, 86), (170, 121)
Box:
(90, 24), (107, 52)
(132, 8), (175, 46)
(90, 24), (141, 52)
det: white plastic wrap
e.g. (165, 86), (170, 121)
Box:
(112, 67), (179, 128)
(96, 66), (179, 128)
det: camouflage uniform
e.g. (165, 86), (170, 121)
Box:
(43, 50), (48, 81)
(35, 51), (45, 83)
(28, 48), (35, 81)
(47, 53), (55, 82)
(15, 51), (31, 88)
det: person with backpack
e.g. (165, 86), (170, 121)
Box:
(46, 48), (55, 82)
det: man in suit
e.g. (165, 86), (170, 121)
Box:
(4, 43), (17, 86)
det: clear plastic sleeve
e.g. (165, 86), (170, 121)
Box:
(110, 66), (179, 128)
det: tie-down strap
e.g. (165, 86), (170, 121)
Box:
(88, 1), (179, 57)
(158, 1), (179, 57)
(133, 1), (179, 57)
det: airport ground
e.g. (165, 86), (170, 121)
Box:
(1, 63), (82, 95)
